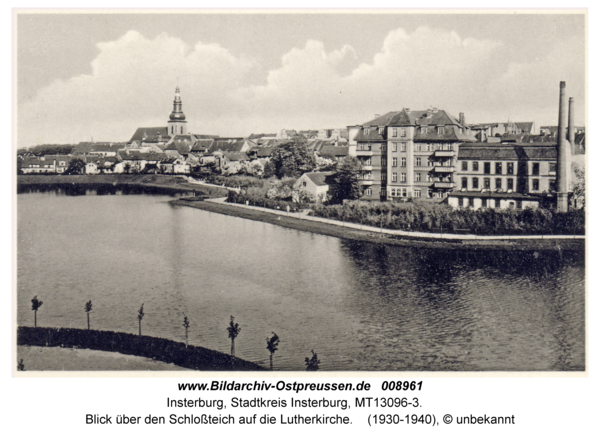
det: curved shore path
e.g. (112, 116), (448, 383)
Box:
(173, 197), (584, 251)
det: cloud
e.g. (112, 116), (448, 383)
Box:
(18, 26), (585, 147)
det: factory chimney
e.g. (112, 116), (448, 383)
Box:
(556, 81), (570, 212)
(568, 97), (575, 149)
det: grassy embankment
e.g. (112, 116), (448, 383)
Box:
(17, 326), (264, 371)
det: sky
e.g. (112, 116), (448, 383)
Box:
(16, 11), (586, 147)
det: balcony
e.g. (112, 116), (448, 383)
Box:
(414, 181), (432, 186)
(414, 166), (432, 171)
(356, 149), (374, 156)
(361, 165), (374, 171)
(359, 179), (375, 186)
(433, 166), (455, 173)
(434, 182), (455, 188)
(434, 150), (454, 157)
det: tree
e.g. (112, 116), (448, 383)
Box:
(85, 300), (93, 330)
(31, 295), (43, 327)
(572, 166), (585, 209)
(137, 304), (145, 336)
(334, 156), (362, 201)
(270, 137), (316, 178)
(266, 332), (280, 370)
(64, 158), (86, 175)
(305, 350), (321, 371)
(183, 314), (190, 348)
(227, 316), (241, 357)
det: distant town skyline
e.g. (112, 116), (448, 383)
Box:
(17, 11), (586, 147)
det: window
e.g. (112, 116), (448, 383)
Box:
(507, 162), (514, 175)
(549, 179), (556, 191)
(472, 178), (479, 189)
(401, 158), (406, 167)
(400, 187), (407, 197)
(462, 177), (468, 189)
(364, 158), (371, 165)
(459, 197), (465, 207)
(462, 161), (468, 171)
(392, 128), (397, 137)
(378, 127), (384, 135)
(381, 173), (387, 181)
(364, 128), (370, 135)
(381, 144), (387, 152)
(381, 157), (387, 166)
(507, 178), (514, 190)
(532, 179), (539, 191)
(516, 200), (523, 210)
(484, 162), (491, 174)
(482, 198), (487, 208)
(532, 163), (540, 176)
(496, 162), (502, 174)
(415, 173), (422, 182)
(473, 162), (479, 171)
(422, 126), (428, 134)
(415, 157), (421, 166)
(365, 188), (372, 196)
(468, 197), (474, 207)
(302, 181), (307, 187)
(437, 127), (444, 135)
(484, 178), (490, 189)
(495, 178), (502, 190)
(549, 162), (556, 173)
(401, 173), (407, 182)
(400, 128), (407, 137)
(413, 189), (421, 198)
(392, 158), (397, 167)
(401, 142), (407, 152)
(390, 188), (396, 197)
(392, 143), (398, 152)
(392, 172), (398, 182)
(414, 144), (421, 152)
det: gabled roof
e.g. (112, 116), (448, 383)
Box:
(303, 171), (337, 186)
(191, 139), (215, 152)
(458, 144), (556, 161)
(318, 145), (348, 158)
(207, 138), (247, 154)
(129, 127), (169, 143)
(222, 152), (249, 162)
(118, 150), (166, 161)
(362, 109), (466, 129)
(165, 134), (196, 154)
(249, 146), (275, 158)
(73, 142), (124, 154)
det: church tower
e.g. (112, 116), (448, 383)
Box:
(168, 86), (187, 136)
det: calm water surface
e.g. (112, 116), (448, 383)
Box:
(17, 191), (585, 371)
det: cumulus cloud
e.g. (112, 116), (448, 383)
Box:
(18, 26), (585, 147)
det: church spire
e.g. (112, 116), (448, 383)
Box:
(168, 86), (187, 136)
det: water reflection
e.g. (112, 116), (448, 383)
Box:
(17, 192), (584, 371)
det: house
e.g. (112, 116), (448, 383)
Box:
(349, 108), (474, 201)
(72, 142), (124, 157)
(293, 172), (337, 203)
(318, 145), (349, 163)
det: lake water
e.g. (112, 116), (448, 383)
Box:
(17, 190), (585, 371)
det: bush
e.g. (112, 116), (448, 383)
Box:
(310, 201), (584, 236)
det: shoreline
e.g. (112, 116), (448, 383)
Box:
(172, 199), (584, 251)
(17, 174), (584, 251)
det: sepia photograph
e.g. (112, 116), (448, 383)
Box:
(15, 10), (586, 372)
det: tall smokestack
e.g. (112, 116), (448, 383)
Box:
(556, 81), (569, 212)
(568, 97), (575, 147)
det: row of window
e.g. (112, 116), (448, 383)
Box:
(365, 126), (453, 137)
(460, 161), (555, 175)
(459, 197), (523, 210)
(358, 143), (456, 152)
(460, 177), (555, 191)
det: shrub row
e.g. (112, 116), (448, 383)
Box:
(227, 190), (307, 213)
(310, 201), (585, 236)
(17, 326), (265, 371)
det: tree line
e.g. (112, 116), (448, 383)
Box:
(26, 296), (320, 371)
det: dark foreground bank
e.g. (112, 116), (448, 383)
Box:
(17, 326), (265, 371)
(171, 199), (584, 251)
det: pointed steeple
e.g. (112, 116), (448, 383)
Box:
(168, 86), (187, 136)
